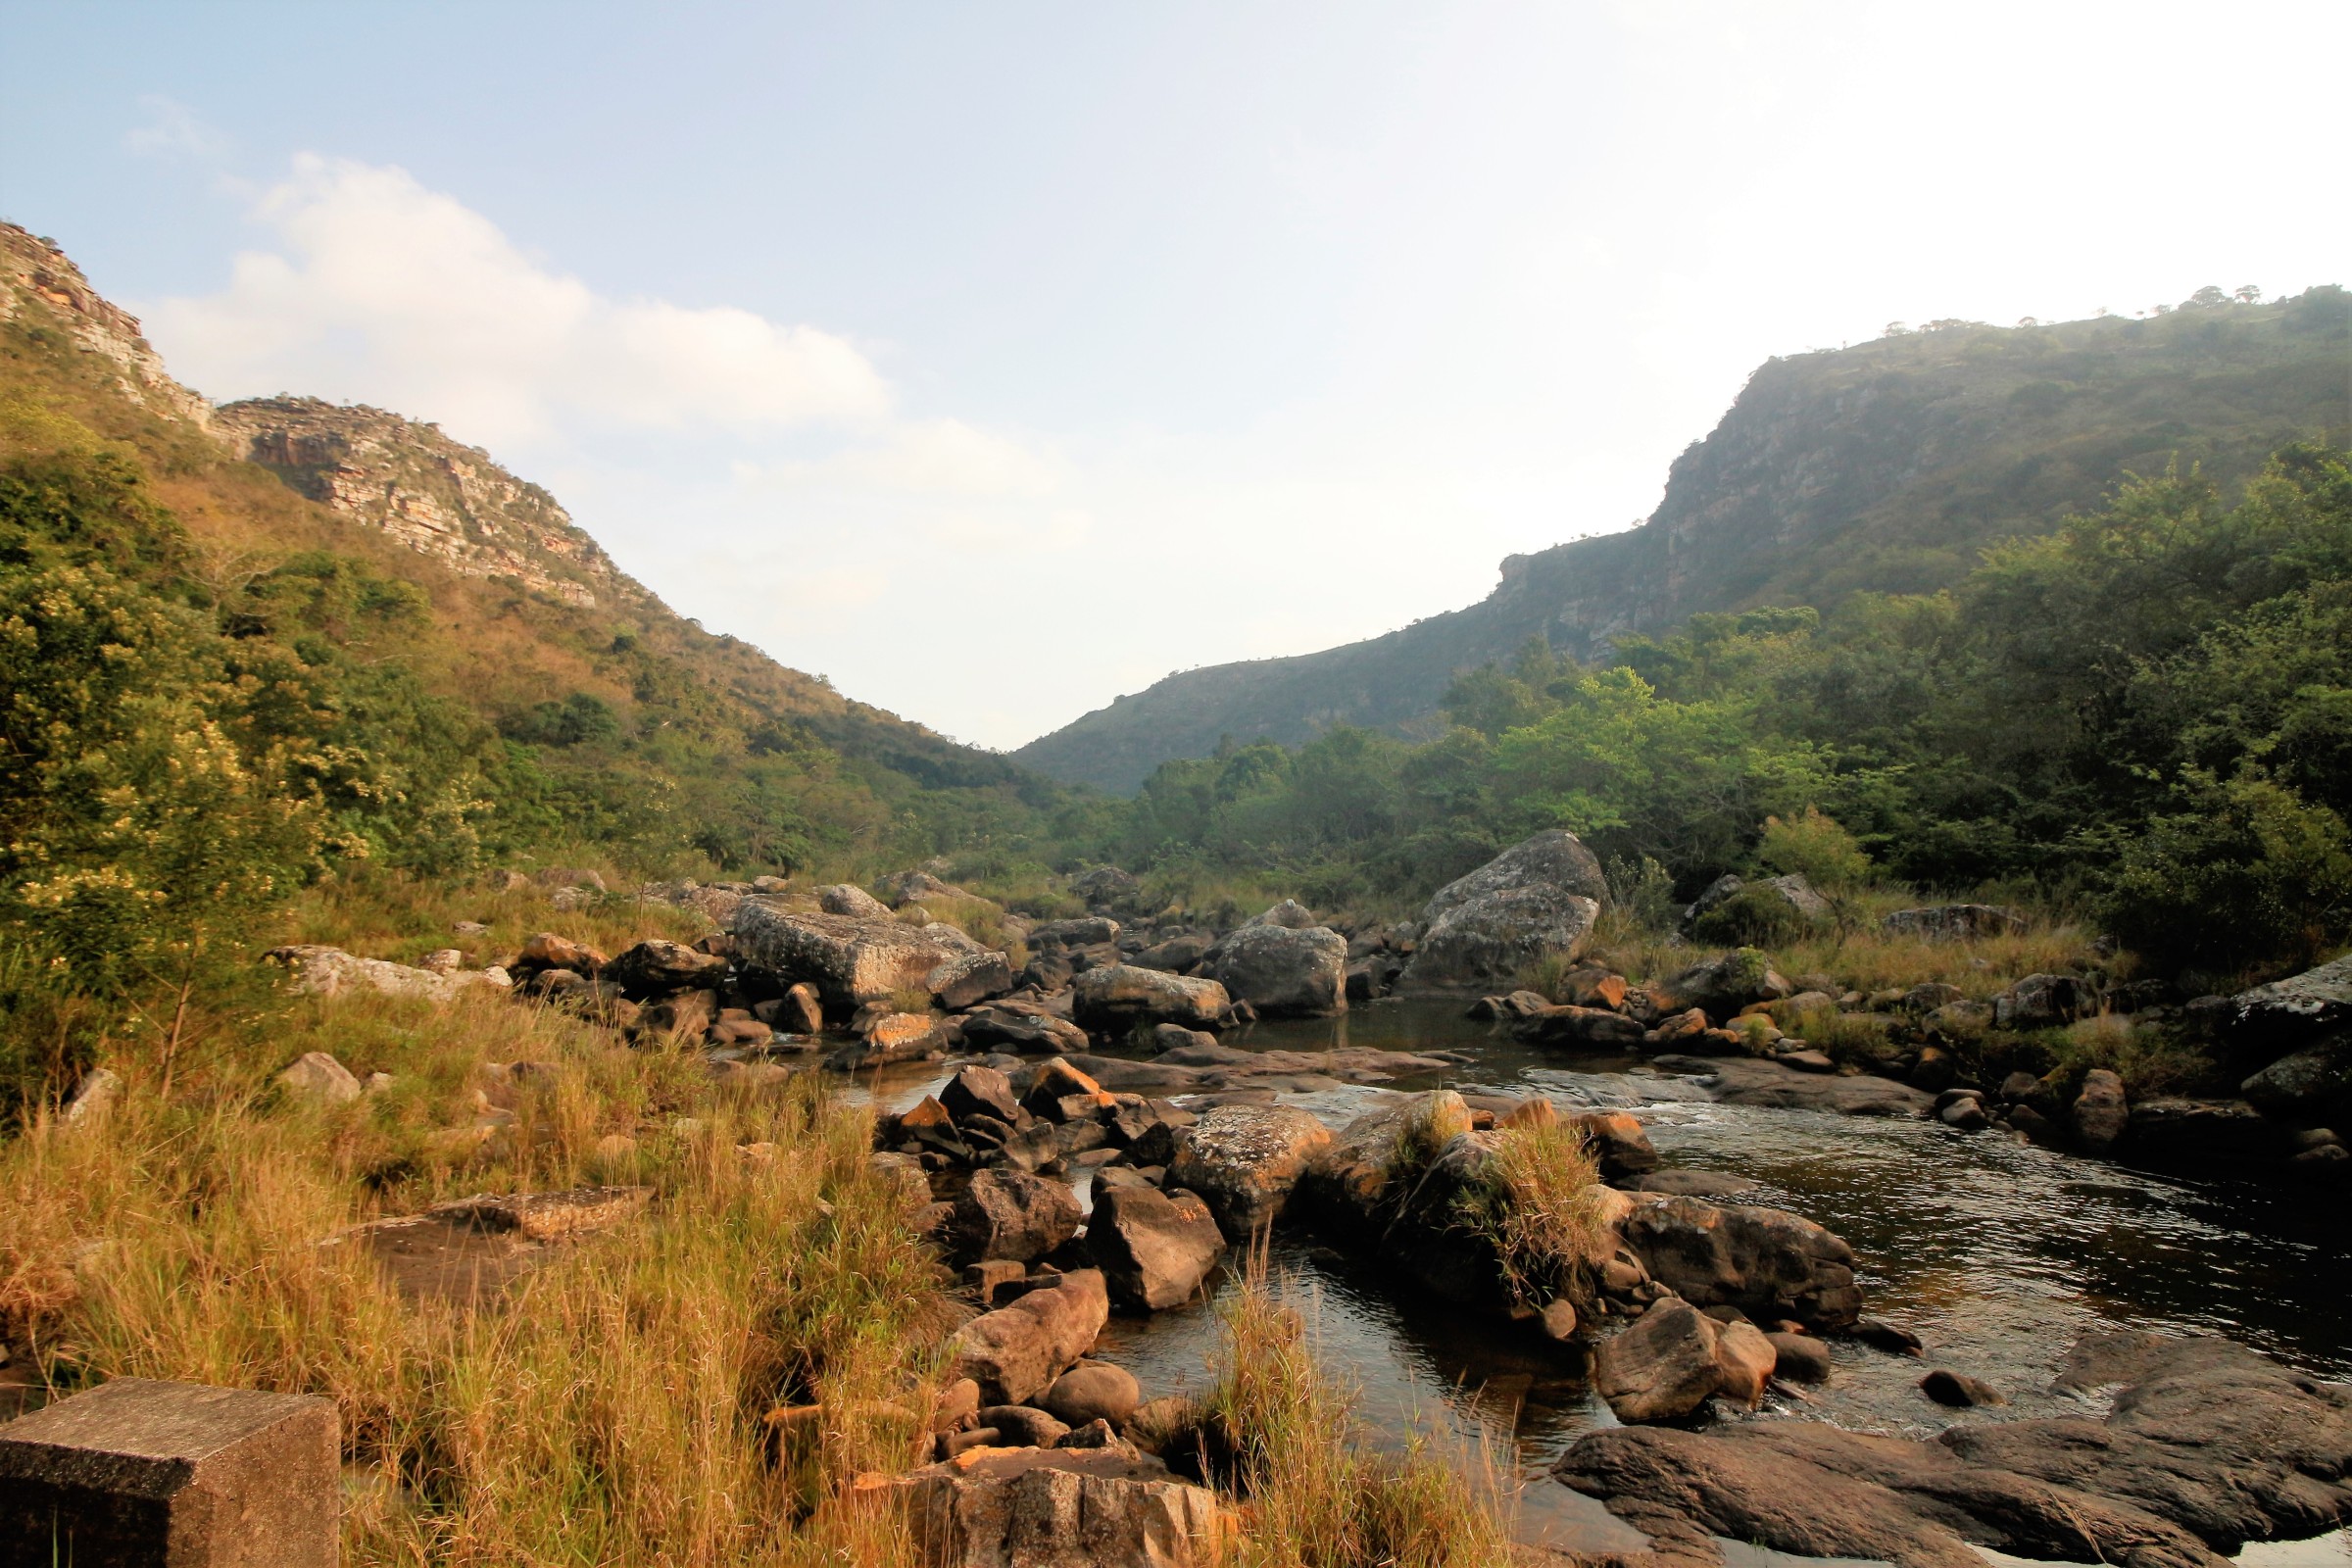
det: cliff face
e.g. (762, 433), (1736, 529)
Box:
(0, 223), (217, 429)
(213, 398), (633, 610)
(1016, 292), (2352, 792)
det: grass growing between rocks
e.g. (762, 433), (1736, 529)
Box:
(1456, 1119), (1611, 1309)
(0, 875), (951, 1566)
(1204, 1254), (1515, 1568)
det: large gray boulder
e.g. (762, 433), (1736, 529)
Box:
(2241, 1036), (2352, 1121)
(1203, 925), (1347, 1017)
(1398, 830), (1606, 992)
(731, 902), (970, 1008)
(1070, 966), (1229, 1032)
(2228, 953), (2352, 1045)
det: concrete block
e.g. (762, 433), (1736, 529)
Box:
(0, 1376), (336, 1566)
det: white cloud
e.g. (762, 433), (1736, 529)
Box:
(123, 95), (229, 160)
(753, 418), (1065, 500)
(148, 155), (890, 443)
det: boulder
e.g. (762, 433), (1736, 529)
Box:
(1920, 1369), (2005, 1407)
(890, 1445), (1225, 1568)
(945, 1170), (1083, 1265)
(1300, 1091), (1476, 1222)
(1202, 925), (1348, 1017)
(962, 1004), (1092, 1055)
(1043, 1363), (1142, 1428)
(942, 1065), (1023, 1127)
(1995, 973), (2099, 1030)
(2125, 1096), (2288, 1165)
(732, 902), (971, 1008)
(1071, 866), (1139, 906)
(930, 951), (1016, 1011)
(818, 883), (894, 919)
(1244, 900), (1319, 929)
(2071, 1068), (2129, 1153)
(2241, 1035), (2352, 1121)
(1030, 917), (1122, 951)
(277, 1052), (363, 1106)
(264, 945), (487, 1004)
(1617, 1195), (1862, 1329)
(1592, 1299), (1740, 1423)
(1166, 1104), (1332, 1237)
(517, 932), (608, 972)
(1679, 874), (1748, 933)
(1069, 966), (1230, 1033)
(1766, 1330), (1833, 1383)
(1573, 1109), (1660, 1177)
(1713, 1319), (1779, 1408)
(978, 1404), (1070, 1448)
(778, 981), (824, 1035)
(1397, 830), (1607, 992)
(2226, 952), (2352, 1045)
(1513, 1005), (1647, 1050)
(1661, 951), (1793, 1021)
(949, 1269), (1110, 1405)
(606, 939), (727, 997)
(1881, 905), (2028, 941)
(1129, 933), (1211, 973)
(1086, 1185), (1225, 1311)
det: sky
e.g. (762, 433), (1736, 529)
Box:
(3, 1), (2346, 750)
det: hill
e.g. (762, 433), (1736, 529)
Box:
(0, 220), (1058, 877)
(1016, 292), (2352, 791)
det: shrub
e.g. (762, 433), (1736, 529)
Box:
(1756, 807), (1872, 891)
(1690, 885), (1817, 948)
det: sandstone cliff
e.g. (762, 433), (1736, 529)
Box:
(0, 222), (217, 429)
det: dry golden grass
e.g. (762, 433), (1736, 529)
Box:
(1456, 1119), (1611, 1309)
(1205, 1254), (1514, 1568)
(0, 888), (948, 1566)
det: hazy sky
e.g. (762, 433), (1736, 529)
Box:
(4, 2), (2346, 749)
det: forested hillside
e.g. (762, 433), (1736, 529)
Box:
(1020, 289), (2352, 791)
(0, 221), (1070, 1090)
(1096, 443), (2352, 983)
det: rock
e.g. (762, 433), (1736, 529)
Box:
(2072, 1068), (2129, 1153)
(963, 1003), (1092, 1055)
(949, 1270), (1110, 1405)
(943, 1065), (1023, 1127)
(1055, 1419), (1138, 1457)
(1881, 904), (2027, 941)
(1617, 1195), (1862, 1329)
(2241, 1035), (2352, 1121)
(1514, 1005), (1648, 1050)
(1656, 1055), (1934, 1117)
(517, 932), (607, 972)
(276, 1051), (363, 1105)
(264, 944), (489, 1004)
(1592, 1299), (1738, 1422)
(1044, 1363), (1142, 1428)
(1030, 917), (1122, 951)
(978, 1404), (1071, 1448)
(1397, 830), (1607, 992)
(606, 939), (727, 997)
(1023, 1058), (1111, 1121)
(731, 902), (973, 1008)
(1920, 1368), (2005, 1406)
(1780, 1049), (1837, 1074)
(948, 1170), (1082, 1265)
(1662, 950), (1792, 1021)
(2227, 952), (2352, 1045)
(433, 1185), (653, 1242)
(1245, 900), (1319, 929)
(1856, 1317), (1924, 1355)
(2124, 1096), (2288, 1164)
(1622, 1169), (1760, 1200)
(60, 1067), (122, 1127)
(1130, 933), (1211, 973)
(1573, 1109), (1660, 1177)
(1540, 1298), (1579, 1340)
(778, 981), (824, 1035)
(1900, 982), (1967, 1013)
(1994, 972), (2099, 1030)
(1086, 1185), (1225, 1311)
(888, 1445), (1225, 1568)
(1766, 1331), (1832, 1383)
(1714, 1320), (1779, 1408)
(1166, 1104), (1333, 1237)
(1069, 966), (1230, 1033)
(418, 948), (464, 973)
(1686, 874), (1830, 935)
(817, 883), (893, 919)
(930, 951), (1016, 1010)
(1939, 1097), (1992, 1131)
(1679, 873), (1749, 933)
(1071, 866), (1140, 906)
(639, 989), (716, 1038)
(1202, 924), (1348, 1017)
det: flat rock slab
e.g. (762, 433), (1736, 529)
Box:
(0, 1377), (337, 1567)
(1552, 1330), (2352, 1568)
(1650, 1055), (1933, 1116)
(325, 1186), (652, 1307)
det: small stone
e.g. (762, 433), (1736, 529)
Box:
(276, 1051), (363, 1106)
(1920, 1368), (2006, 1406)
(1766, 1331), (1833, 1383)
(61, 1067), (122, 1127)
(1042, 1362), (1141, 1428)
(1540, 1298), (1579, 1340)
(1856, 1317), (1925, 1356)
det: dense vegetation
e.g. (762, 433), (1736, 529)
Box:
(1100, 444), (2352, 986)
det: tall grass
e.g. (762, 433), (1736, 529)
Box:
(1204, 1253), (1514, 1568)
(1453, 1120), (1610, 1308)
(0, 877), (947, 1566)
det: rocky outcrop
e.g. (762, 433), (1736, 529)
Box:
(0, 222), (216, 428)
(2228, 954), (2352, 1044)
(1553, 1330), (2352, 1568)
(1202, 925), (1347, 1017)
(890, 1445), (1226, 1568)
(265, 945), (508, 1004)
(213, 396), (635, 610)
(1398, 831), (1606, 992)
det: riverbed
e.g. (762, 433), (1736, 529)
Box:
(875, 998), (2352, 1556)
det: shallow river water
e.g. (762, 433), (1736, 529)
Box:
(879, 999), (2352, 1557)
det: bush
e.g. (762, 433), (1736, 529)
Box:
(1756, 807), (1872, 891)
(1690, 885), (1818, 948)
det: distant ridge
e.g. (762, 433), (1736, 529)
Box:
(1015, 292), (2352, 792)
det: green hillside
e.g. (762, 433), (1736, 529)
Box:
(1018, 290), (2352, 792)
